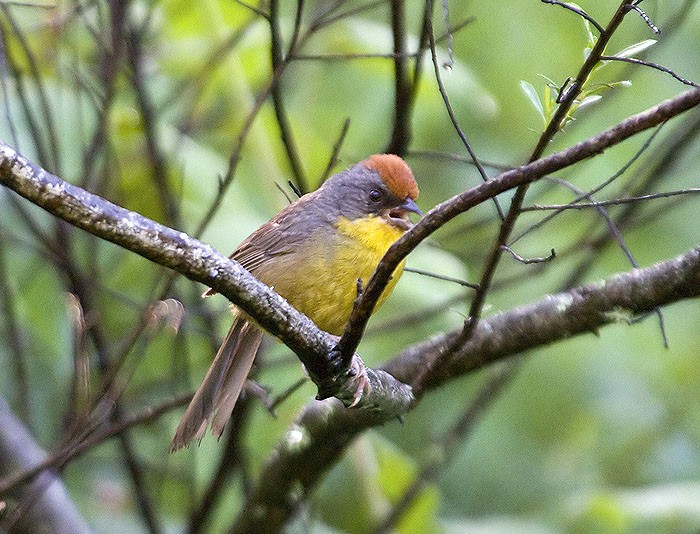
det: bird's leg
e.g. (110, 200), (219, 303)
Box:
(324, 276), (364, 374)
(318, 338), (371, 407)
(317, 334), (344, 400)
(316, 277), (370, 401)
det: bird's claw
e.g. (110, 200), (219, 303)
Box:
(315, 350), (371, 407)
(346, 356), (371, 408)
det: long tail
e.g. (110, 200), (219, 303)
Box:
(170, 317), (263, 451)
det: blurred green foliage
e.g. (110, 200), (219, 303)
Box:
(1, 0), (699, 532)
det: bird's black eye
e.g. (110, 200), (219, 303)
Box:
(369, 189), (383, 202)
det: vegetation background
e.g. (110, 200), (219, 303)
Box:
(0, 0), (699, 532)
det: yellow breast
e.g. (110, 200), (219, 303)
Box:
(254, 215), (406, 335)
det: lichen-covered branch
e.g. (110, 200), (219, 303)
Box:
(0, 143), (414, 419)
(233, 246), (700, 533)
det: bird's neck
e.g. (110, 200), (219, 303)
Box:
(334, 215), (405, 254)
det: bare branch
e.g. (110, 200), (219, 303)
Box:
(541, 0), (605, 33)
(0, 394), (191, 496)
(425, 11), (500, 218)
(523, 188), (700, 210)
(333, 88), (700, 366)
(403, 266), (479, 289)
(501, 244), (556, 264)
(385, 0), (413, 155)
(600, 55), (699, 89)
(627, 1), (661, 34)
(269, 0), (309, 193)
(389, 246), (700, 389)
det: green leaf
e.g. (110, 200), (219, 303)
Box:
(613, 39), (657, 59)
(580, 10), (596, 48)
(520, 80), (545, 122)
(577, 94), (602, 110)
(542, 83), (554, 123)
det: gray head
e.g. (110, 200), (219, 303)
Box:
(318, 154), (422, 230)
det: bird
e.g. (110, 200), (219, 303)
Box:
(170, 154), (421, 451)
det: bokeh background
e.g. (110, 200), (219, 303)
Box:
(1, 1), (699, 532)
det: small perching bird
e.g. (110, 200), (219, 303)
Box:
(170, 154), (421, 451)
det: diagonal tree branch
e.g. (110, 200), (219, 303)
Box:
(386, 246), (700, 388)
(0, 142), (414, 418)
(333, 88), (700, 364)
(0, 397), (91, 534)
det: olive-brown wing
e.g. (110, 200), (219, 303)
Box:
(231, 192), (330, 273)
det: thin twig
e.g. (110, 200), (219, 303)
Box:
(0, 29), (19, 148)
(385, 0), (413, 155)
(0, 230), (30, 422)
(0, 394), (191, 496)
(234, 0), (269, 19)
(269, 0), (308, 193)
(544, 176), (669, 347)
(0, 4), (61, 172)
(126, 20), (182, 228)
(291, 52), (416, 61)
(523, 188), (700, 210)
(512, 125), (663, 245)
(600, 55), (699, 88)
(320, 118), (351, 184)
(627, 1), (661, 34)
(500, 245), (555, 265)
(309, 0), (385, 32)
(425, 9), (503, 221)
(541, 0), (605, 33)
(403, 266), (479, 289)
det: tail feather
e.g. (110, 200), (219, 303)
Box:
(211, 323), (262, 438)
(170, 318), (261, 451)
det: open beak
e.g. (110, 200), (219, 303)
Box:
(398, 197), (423, 217)
(386, 196), (423, 230)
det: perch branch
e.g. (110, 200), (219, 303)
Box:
(0, 143), (415, 420)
